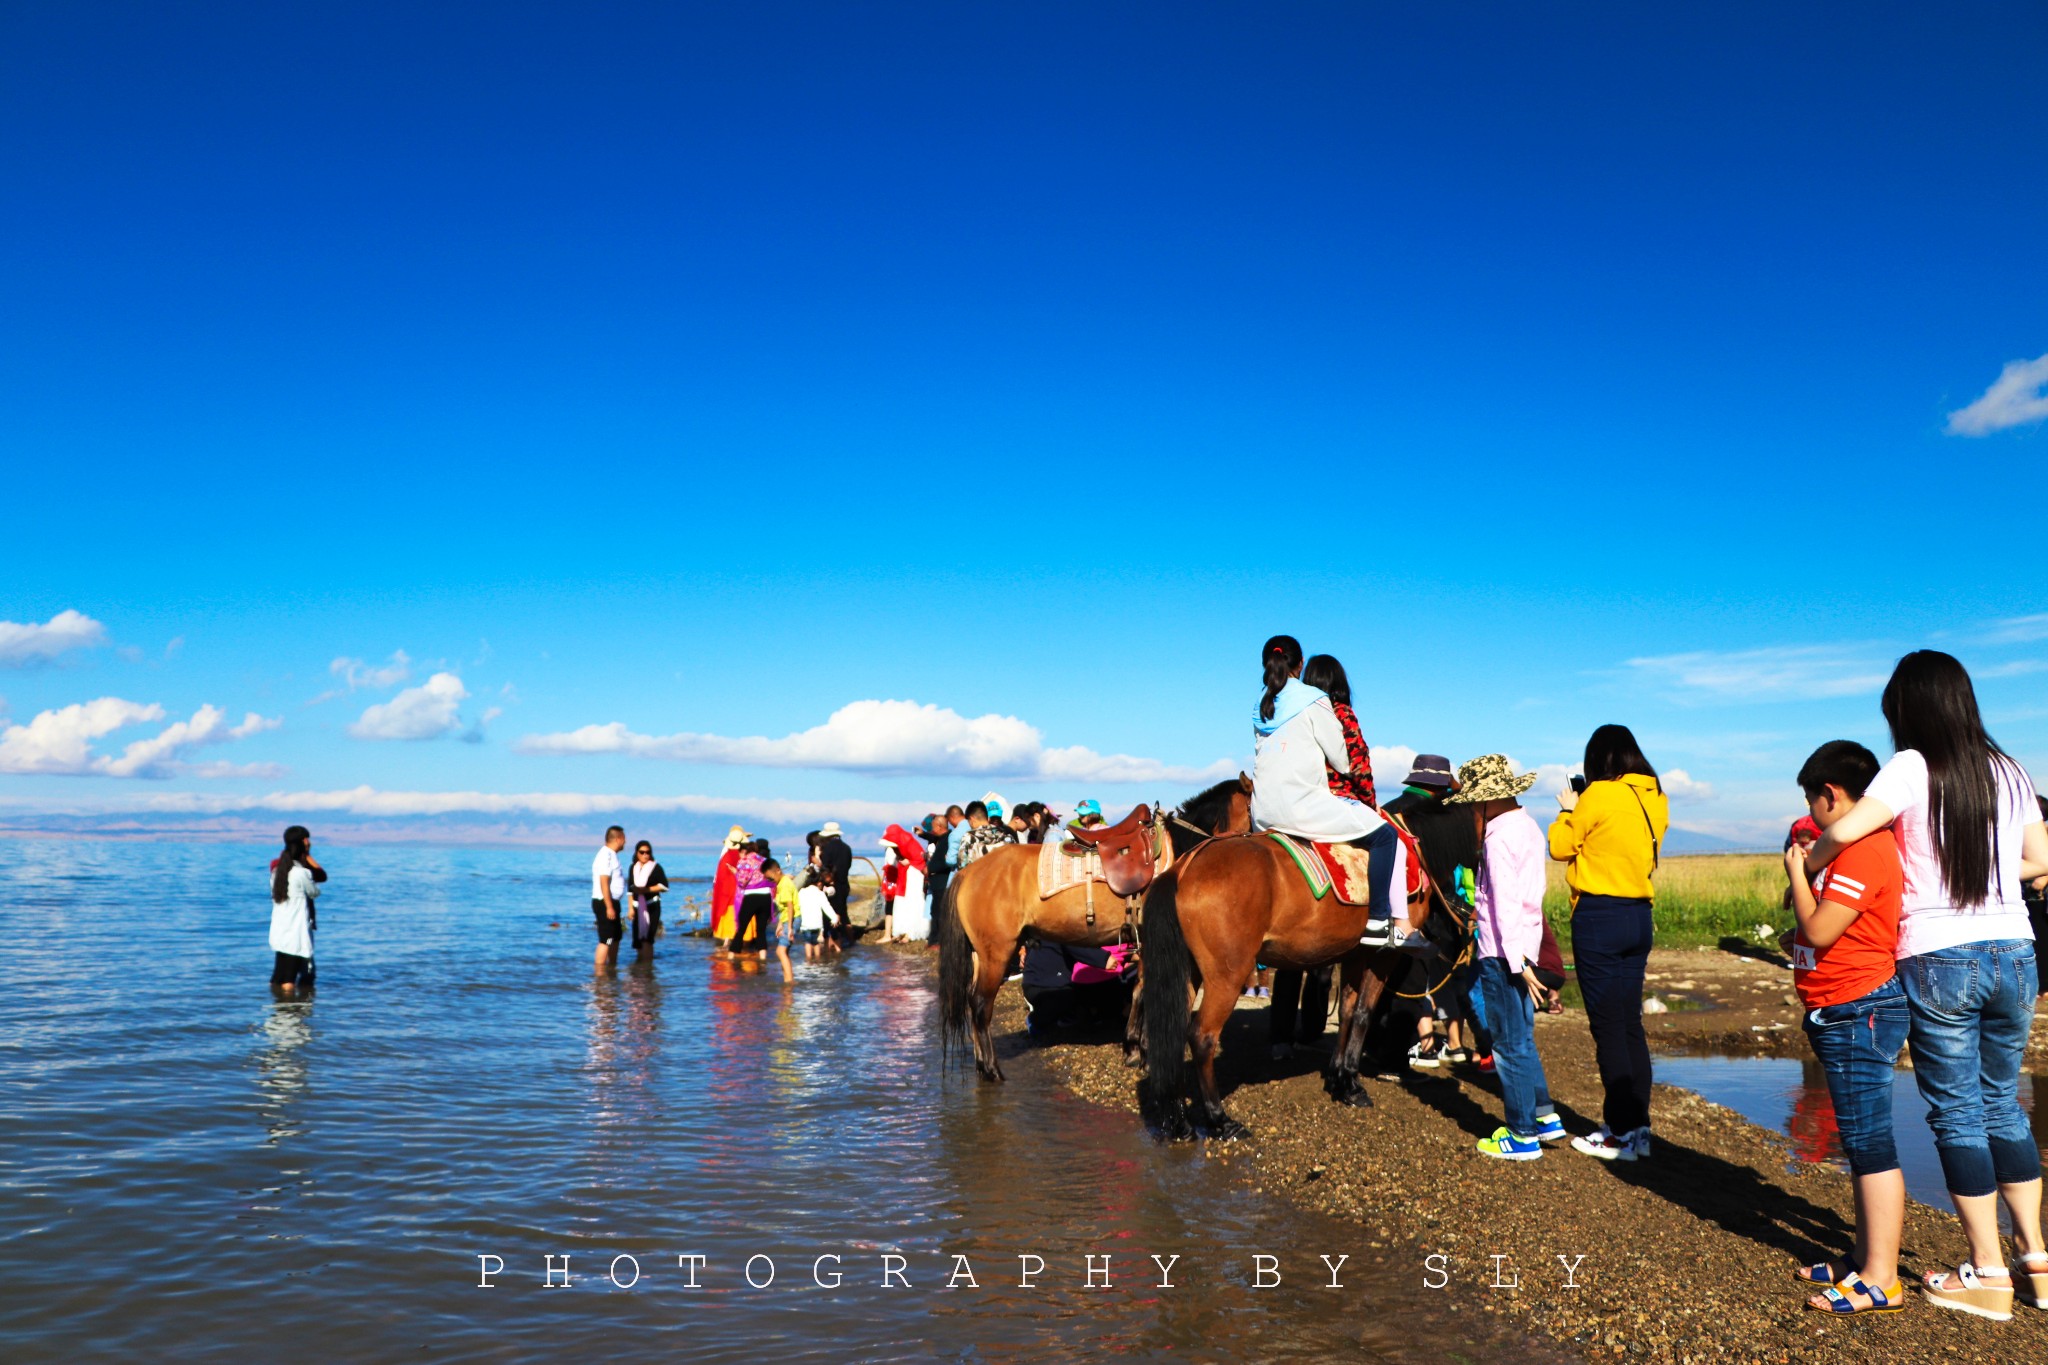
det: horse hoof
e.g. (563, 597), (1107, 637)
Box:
(1338, 1087), (1374, 1109)
(1205, 1117), (1250, 1141)
(1122, 1050), (1147, 1071)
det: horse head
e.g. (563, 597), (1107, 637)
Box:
(1067, 804), (1158, 897)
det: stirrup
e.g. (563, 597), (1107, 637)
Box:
(1358, 919), (1394, 947)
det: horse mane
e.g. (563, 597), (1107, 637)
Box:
(1175, 778), (1243, 833)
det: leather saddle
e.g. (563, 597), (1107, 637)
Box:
(1066, 804), (1155, 897)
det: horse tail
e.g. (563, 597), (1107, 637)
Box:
(1140, 865), (1194, 1119)
(936, 873), (972, 1067)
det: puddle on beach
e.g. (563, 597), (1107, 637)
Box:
(1653, 1052), (2048, 1210)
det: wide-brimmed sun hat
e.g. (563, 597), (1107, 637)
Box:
(723, 824), (751, 847)
(1444, 754), (1539, 805)
(820, 821), (844, 838)
(1401, 754), (1457, 792)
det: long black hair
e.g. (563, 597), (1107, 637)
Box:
(1301, 654), (1351, 708)
(1881, 650), (2022, 908)
(1259, 635), (1303, 721)
(1584, 724), (1659, 791)
(272, 825), (310, 903)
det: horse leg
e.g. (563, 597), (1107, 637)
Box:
(1325, 956), (1374, 1106)
(1327, 949), (1394, 1107)
(969, 947), (1013, 1082)
(1122, 974), (1146, 1069)
(1189, 980), (1249, 1138)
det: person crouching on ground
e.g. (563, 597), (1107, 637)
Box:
(1450, 756), (1565, 1159)
(765, 859), (797, 982)
(591, 825), (626, 969)
(1783, 740), (1909, 1315)
(269, 825), (325, 995)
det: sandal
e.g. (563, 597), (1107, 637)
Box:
(1794, 1260), (1856, 1286)
(1808, 1272), (1905, 1315)
(2017, 1250), (2048, 1311)
(1922, 1261), (2014, 1321)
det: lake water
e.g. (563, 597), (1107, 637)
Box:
(0, 839), (1550, 1363)
(1654, 1052), (2047, 1210)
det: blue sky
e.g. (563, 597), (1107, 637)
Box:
(3, 2), (2045, 848)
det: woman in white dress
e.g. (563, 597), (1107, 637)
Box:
(1249, 635), (1407, 947)
(268, 825), (325, 995)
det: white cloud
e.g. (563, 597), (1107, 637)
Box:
(229, 711), (282, 739)
(348, 672), (469, 741)
(0, 698), (164, 773)
(517, 698), (1236, 784)
(1625, 645), (1891, 703)
(0, 610), (108, 666)
(1662, 768), (1714, 801)
(1947, 352), (2048, 436)
(1982, 614), (2048, 645)
(187, 761), (289, 780)
(329, 650), (413, 692)
(121, 786), (925, 827)
(0, 698), (279, 777)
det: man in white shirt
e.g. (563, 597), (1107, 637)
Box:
(591, 825), (627, 967)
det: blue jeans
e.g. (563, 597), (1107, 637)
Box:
(1477, 956), (1555, 1137)
(1899, 940), (2041, 1197)
(1571, 894), (1655, 1134)
(1801, 976), (1909, 1176)
(1361, 821), (1399, 923)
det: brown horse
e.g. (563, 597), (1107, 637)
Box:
(937, 776), (1253, 1082)
(1140, 822), (1470, 1138)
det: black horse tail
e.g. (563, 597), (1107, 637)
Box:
(1140, 866), (1194, 1124)
(936, 874), (972, 1068)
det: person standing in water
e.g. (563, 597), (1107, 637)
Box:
(591, 825), (626, 968)
(268, 825), (325, 996)
(628, 840), (669, 959)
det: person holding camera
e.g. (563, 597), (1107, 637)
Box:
(1550, 724), (1668, 1163)
(1448, 756), (1564, 1160)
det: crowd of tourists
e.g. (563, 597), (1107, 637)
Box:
(1246, 636), (2048, 1322)
(263, 636), (2048, 1323)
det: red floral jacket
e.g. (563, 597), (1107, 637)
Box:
(1326, 702), (1377, 809)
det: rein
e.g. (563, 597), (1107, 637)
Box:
(1386, 811), (1478, 1001)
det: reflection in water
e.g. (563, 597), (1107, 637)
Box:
(1655, 1052), (2044, 1211)
(255, 1003), (313, 1146)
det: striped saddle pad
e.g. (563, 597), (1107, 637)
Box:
(1038, 838), (1104, 901)
(1264, 831), (1372, 906)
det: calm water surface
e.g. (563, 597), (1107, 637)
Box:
(0, 840), (1547, 1364)
(1654, 1053), (2047, 1209)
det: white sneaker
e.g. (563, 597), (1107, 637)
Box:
(1570, 1125), (1638, 1162)
(1358, 919), (1395, 947)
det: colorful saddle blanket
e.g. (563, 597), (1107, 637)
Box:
(1265, 828), (1423, 907)
(1038, 837), (1104, 901)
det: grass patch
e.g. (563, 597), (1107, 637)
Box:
(1546, 853), (1790, 957)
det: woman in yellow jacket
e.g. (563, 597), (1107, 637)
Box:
(1549, 724), (1669, 1162)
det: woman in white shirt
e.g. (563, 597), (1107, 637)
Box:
(1807, 651), (2048, 1319)
(268, 825), (325, 996)
(1248, 635), (1406, 947)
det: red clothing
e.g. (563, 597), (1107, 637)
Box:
(1325, 702), (1377, 809)
(880, 824), (926, 899)
(711, 848), (741, 939)
(1793, 830), (1903, 1008)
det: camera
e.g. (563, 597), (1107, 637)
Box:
(1569, 774), (1587, 794)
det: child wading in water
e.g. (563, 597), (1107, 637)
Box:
(1451, 756), (1566, 1160)
(766, 859), (797, 982)
(1784, 740), (1909, 1315)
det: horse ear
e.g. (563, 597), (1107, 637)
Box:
(1238, 771), (1253, 792)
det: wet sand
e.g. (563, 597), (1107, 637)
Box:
(1007, 947), (2048, 1364)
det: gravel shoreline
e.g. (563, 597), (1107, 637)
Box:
(1000, 946), (2048, 1365)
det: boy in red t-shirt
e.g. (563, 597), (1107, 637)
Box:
(1783, 739), (1907, 1315)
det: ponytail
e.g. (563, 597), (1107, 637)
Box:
(1259, 635), (1304, 721)
(273, 825), (310, 903)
